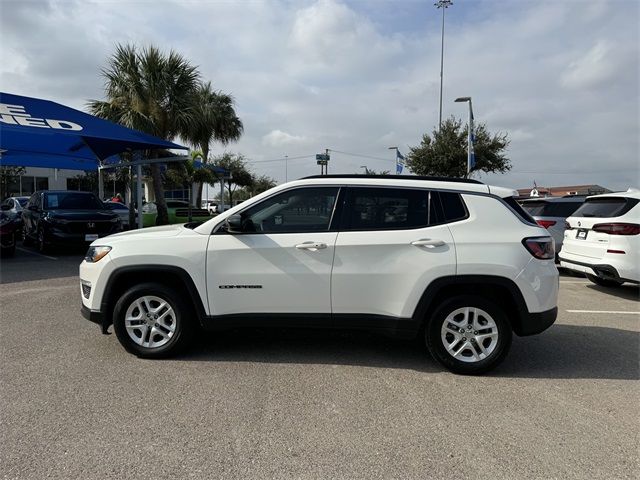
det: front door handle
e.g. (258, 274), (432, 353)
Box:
(295, 241), (327, 251)
(411, 238), (446, 248)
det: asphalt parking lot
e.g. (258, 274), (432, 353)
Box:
(1, 247), (638, 480)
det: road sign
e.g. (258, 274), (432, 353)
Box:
(316, 153), (330, 165)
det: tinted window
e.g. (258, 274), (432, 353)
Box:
(438, 192), (467, 222)
(344, 187), (438, 231)
(571, 198), (637, 218)
(522, 201), (583, 217)
(240, 187), (338, 233)
(44, 192), (104, 210)
(504, 197), (537, 225)
(17, 198), (28, 207)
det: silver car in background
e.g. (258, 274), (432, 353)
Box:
(521, 196), (585, 260)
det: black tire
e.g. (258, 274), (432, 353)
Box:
(425, 295), (512, 375)
(1, 233), (16, 257)
(22, 226), (33, 246)
(586, 274), (624, 288)
(113, 282), (195, 358)
(37, 227), (49, 254)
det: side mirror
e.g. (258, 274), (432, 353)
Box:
(226, 214), (243, 233)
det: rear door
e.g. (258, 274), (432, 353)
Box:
(331, 187), (456, 322)
(564, 197), (638, 259)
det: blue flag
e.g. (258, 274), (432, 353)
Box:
(396, 150), (405, 175)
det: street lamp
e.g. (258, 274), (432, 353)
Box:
(435, 0), (453, 132)
(360, 165), (368, 174)
(455, 96), (474, 177)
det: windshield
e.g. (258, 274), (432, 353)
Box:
(571, 197), (636, 218)
(44, 192), (105, 210)
(522, 201), (583, 217)
(17, 198), (29, 207)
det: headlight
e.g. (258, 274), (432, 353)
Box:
(85, 246), (112, 263)
(110, 216), (120, 223)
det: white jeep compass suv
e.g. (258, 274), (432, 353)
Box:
(80, 175), (558, 374)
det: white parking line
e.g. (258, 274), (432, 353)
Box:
(560, 281), (589, 284)
(16, 247), (58, 261)
(566, 310), (639, 315)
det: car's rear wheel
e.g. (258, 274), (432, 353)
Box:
(37, 227), (49, 254)
(586, 274), (624, 288)
(425, 295), (512, 375)
(22, 226), (33, 246)
(113, 283), (194, 358)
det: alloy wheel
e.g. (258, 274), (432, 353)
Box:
(440, 307), (499, 363)
(124, 295), (177, 349)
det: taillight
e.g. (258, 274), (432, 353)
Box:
(592, 223), (640, 235)
(536, 220), (557, 229)
(522, 237), (555, 260)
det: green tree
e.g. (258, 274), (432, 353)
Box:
(233, 174), (278, 202)
(0, 166), (25, 199)
(211, 153), (253, 205)
(185, 82), (243, 208)
(165, 158), (218, 221)
(359, 167), (391, 175)
(88, 43), (200, 224)
(406, 117), (511, 178)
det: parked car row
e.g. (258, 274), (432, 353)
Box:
(0, 192), (221, 255)
(518, 189), (639, 287)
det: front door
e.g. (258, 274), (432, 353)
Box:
(206, 187), (341, 317)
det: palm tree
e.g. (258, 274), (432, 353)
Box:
(88, 44), (200, 225)
(165, 155), (217, 222)
(186, 82), (243, 207)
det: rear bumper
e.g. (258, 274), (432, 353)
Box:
(559, 256), (639, 284)
(517, 306), (558, 336)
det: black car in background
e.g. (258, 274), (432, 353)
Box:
(22, 191), (121, 253)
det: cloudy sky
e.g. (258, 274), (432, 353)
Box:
(2, 0), (638, 190)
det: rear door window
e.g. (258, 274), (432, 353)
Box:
(343, 187), (440, 231)
(571, 198), (638, 218)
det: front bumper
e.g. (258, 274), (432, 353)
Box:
(81, 304), (109, 334)
(48, 230), (116, 245)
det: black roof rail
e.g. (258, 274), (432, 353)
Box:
(301, 174), (483, 184)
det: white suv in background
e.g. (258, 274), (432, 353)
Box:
(560, 188), (639, 287)
(80, 175), (558, 375)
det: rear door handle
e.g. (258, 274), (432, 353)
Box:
(411, 238), (446, 248)
(295, 241), (327, 250)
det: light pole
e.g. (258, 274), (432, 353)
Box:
(360, 165), (368, 174)
(436, 0), (453, 132)
(455, 96), (474, 177)
(284, 154), (288, 183)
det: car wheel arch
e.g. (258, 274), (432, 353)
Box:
(413, 275), (529, 336)
(100, 265), (207, 334)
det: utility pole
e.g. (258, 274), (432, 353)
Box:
(284, 154), (288, 182)
(325, 148), (329, 175)
(435, 0), (453, 132)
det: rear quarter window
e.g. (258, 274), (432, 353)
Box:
(503, 197), (537, 225)
(571, 197), (638, 218)
(437, 191), (468, 222)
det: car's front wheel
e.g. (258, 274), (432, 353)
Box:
(426, 295), (512, 375)
(586, 274), (624, 288)
(113, 283), (194, 358)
